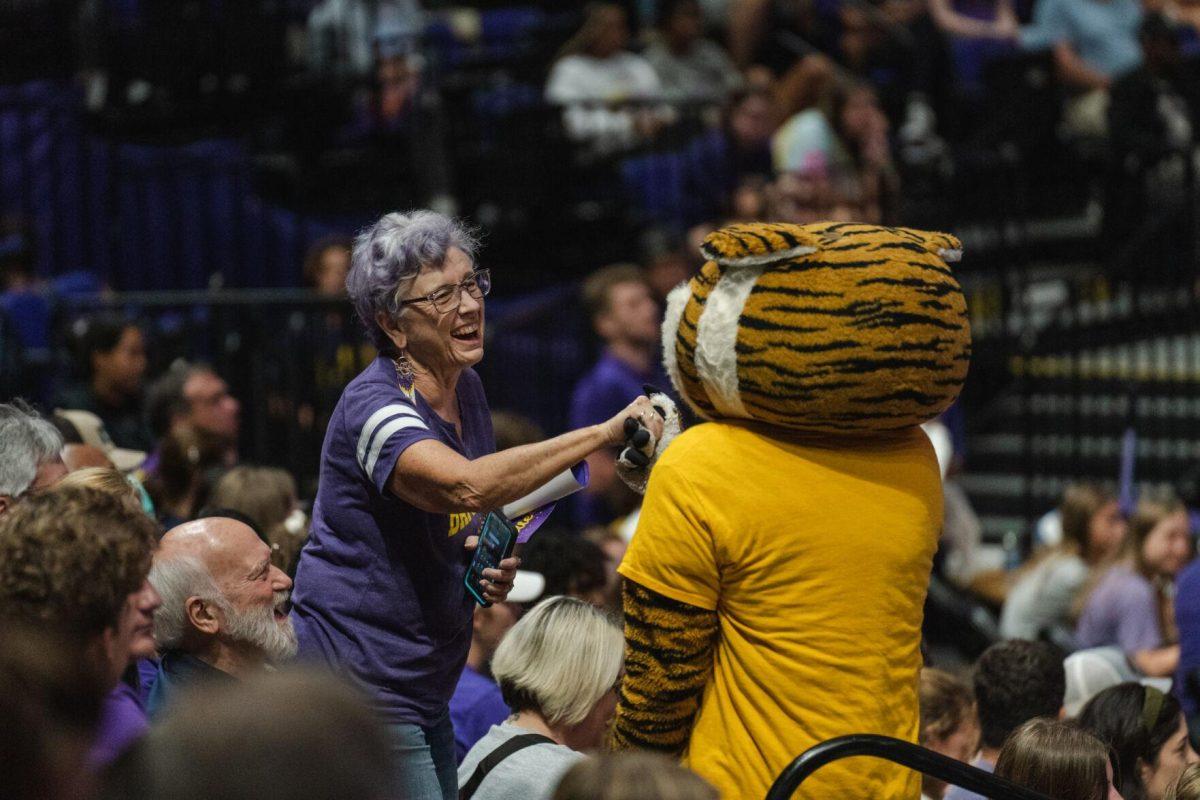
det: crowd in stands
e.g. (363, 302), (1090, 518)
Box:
(0, 216), (1197, 799)
(0, 203), (1196, 800)
(0, 0), (1189, 301)
(512, 0), (1196, 232)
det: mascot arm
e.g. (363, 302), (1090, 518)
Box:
(610, 578), (719, 755)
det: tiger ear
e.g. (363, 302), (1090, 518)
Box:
(893, 227), (963, 263)
(700, 224), (820, 270)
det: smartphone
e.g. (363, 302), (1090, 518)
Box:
(464, 511), (518, 607)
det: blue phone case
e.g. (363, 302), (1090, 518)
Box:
(465, 511), (518, 607)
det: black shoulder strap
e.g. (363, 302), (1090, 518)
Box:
(459, 733), (557, 800)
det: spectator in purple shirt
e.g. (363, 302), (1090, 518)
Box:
(570, 264), (668, 527)
(289, 211), (662, 800)
(1077, 490), (1193, 677)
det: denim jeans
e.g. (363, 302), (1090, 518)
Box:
(389, 707), (458, 800)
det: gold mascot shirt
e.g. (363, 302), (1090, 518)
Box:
(620, 420), (943, 800)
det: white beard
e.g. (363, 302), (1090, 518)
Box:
(221, 590), (298, 663)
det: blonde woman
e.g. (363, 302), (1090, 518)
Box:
(1077, 491), (1193, 677)
(457, 596), (624, 800)
(56, 465), (156, 520)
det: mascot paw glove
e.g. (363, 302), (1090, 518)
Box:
(616, 386), (681, 495)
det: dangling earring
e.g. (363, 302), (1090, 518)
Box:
(394, 352), (414, 385)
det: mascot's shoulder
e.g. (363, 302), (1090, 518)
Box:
(656, 421), (758, 467)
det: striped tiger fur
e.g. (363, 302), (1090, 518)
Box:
(609, 579), (718, 755)
(663, 221), (971, 433)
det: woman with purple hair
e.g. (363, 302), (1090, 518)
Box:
(289, 211), (659, 800)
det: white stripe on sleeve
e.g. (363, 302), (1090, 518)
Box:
(356, 404), (425, 469)
(362, 416), (429, 479)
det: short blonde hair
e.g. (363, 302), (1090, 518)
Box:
(56, 467), (140, 506)
(491, 596), (623, 727)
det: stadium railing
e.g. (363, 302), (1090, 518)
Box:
(47, 283), (587, 493)
(766, 734), (1055, 800)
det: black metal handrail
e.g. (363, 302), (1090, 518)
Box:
(766, 734), (1055, 800)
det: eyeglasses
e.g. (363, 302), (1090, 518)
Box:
(397, 269), (491, 313)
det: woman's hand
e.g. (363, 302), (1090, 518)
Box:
(464, 537), (521, 605)
(991, 11), (1019, 40)
(992, 0), (1020, 40)
(602, 395), (665, 447)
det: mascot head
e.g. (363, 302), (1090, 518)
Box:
(662, 221), (971, 434)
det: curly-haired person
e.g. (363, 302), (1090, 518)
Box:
(0, 485), (160, 770)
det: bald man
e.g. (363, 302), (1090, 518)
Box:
(146, 516), (295, 717)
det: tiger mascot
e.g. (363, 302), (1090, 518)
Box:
(610, 221), (971, 800)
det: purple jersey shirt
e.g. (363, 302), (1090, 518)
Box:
(291, 357), (495, 727)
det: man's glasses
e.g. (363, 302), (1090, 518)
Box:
(397, 269), (491, 313)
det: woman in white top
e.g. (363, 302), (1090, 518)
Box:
(457, 596), (624, 800)
(1000, 483), (1127, 643)
(545, 4), (666, 152)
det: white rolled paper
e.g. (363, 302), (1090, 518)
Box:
(502, 462), (588, 520)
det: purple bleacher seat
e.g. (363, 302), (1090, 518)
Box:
(0, 290), (50, 349)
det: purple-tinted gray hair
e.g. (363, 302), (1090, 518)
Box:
(346, 211), (481, 353)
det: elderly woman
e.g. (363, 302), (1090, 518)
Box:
(290, 211), (659, 800)
(458, 596), (624, 800)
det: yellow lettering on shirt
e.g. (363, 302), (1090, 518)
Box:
(448, 512), (476, 537)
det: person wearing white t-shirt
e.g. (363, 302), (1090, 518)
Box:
(1000, 484), (1126, 645)
(546, 4), (667, 152)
